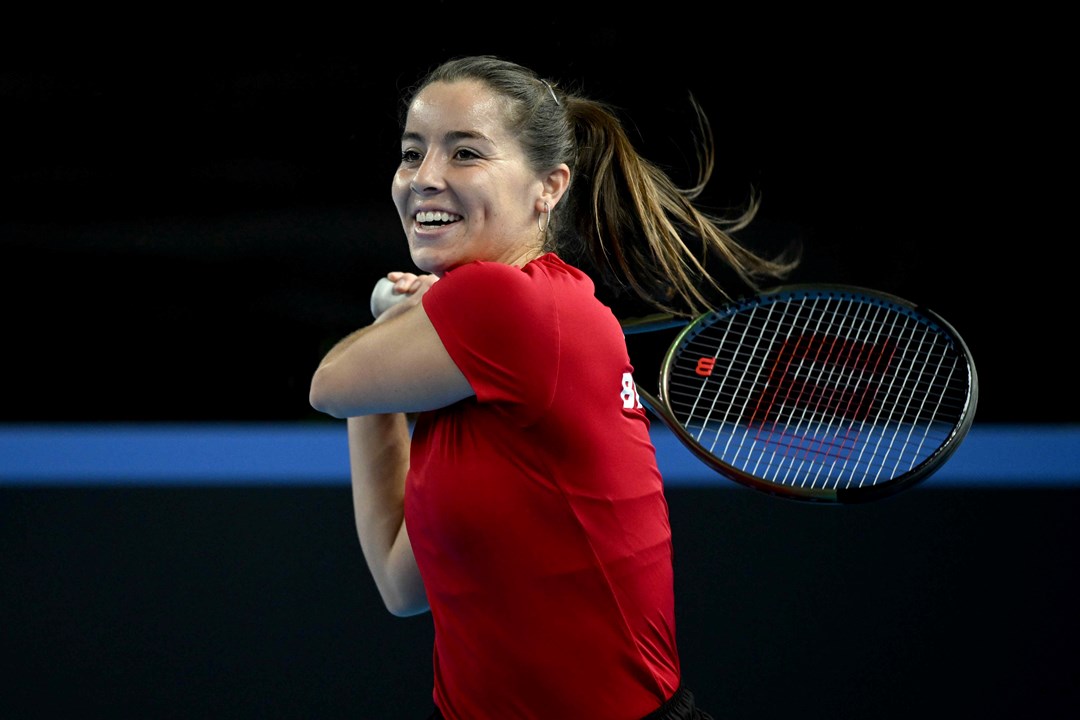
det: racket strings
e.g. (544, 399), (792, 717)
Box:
(664, 293), (970, 490)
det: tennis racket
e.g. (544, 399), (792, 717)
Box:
(621, 284), (978, 503)
(371, 278), (978, 503)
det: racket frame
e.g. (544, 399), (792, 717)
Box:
(627, 284), (979, 503)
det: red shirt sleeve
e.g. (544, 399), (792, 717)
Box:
(421, 261), (559, 425)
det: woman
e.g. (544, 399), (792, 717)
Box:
(310, 55), (797, 719)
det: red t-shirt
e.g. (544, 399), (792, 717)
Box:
(407, 253), (681, 719)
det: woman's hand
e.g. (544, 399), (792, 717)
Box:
(373, 271), (439, 324)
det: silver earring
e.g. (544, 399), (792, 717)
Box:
(538, 202), (550, 234)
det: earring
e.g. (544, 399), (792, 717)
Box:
(537, 202), (550, 234)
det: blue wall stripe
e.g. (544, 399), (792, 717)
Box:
(0, 423), (1077, 487)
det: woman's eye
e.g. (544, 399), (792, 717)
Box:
(453, 148), (479, 161)
(400, 150), (422, 164)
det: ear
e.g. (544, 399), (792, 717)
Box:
(537, 163), (571, 213)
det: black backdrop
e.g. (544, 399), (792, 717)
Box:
(2, 18), (1073, 424)
(4, 486), (1078, 719)
(3, 15), (1077, 720)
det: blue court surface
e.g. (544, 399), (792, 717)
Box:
(1, 423), (1076, 487)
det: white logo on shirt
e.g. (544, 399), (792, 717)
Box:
(621, 372), (643, 410)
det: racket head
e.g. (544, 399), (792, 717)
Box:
(654, 284), (978, 503)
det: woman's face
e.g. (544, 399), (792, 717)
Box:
(391, 79), (546, 276)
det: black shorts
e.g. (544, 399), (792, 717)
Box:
(642, 686), (714, 720)
(426, 685), (714, 719)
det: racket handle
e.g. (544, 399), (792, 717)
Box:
(370, 277), (407, 318)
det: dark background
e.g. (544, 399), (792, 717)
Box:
(3, 15), (1077, 720)
(4, 485), (1077, 719)
(2, 17), (1073, 424)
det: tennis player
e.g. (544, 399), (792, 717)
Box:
(309, 55), (797, 719)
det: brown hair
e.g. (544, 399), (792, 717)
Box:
(404, 55), (800, 316)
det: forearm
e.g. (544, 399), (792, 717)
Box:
(309, 300), (472, 418)
(317, 324), (374, 370)
(346, 414), (428, 617)
(315, 273), (411, 372)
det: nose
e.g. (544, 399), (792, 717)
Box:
(410, 152), (445, 194)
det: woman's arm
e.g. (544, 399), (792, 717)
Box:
(310, 273), (468, 616)
(308, 274), (473, 417)
(346, 413), (427, 616)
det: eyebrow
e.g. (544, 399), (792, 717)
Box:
(400, 129), (494, 145)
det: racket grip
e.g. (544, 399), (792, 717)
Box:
(370, 277), (409, 319)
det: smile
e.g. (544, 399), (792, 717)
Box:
(415, 210), (463, 226)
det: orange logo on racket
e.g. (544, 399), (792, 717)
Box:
(695, 357), (716, 377)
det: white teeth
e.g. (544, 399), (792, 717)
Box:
(415, 211), (461, 224)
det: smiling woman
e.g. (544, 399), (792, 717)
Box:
(391, 79), (557, 276)
(307, 55), (804, 720)
(0, 22), (1070, 720)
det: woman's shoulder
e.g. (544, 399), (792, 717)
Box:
(442, 259), (529, 287)
(525, 253), (593, 288)
(429, 259), (551, 323)
(442, 254), (588, 292)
